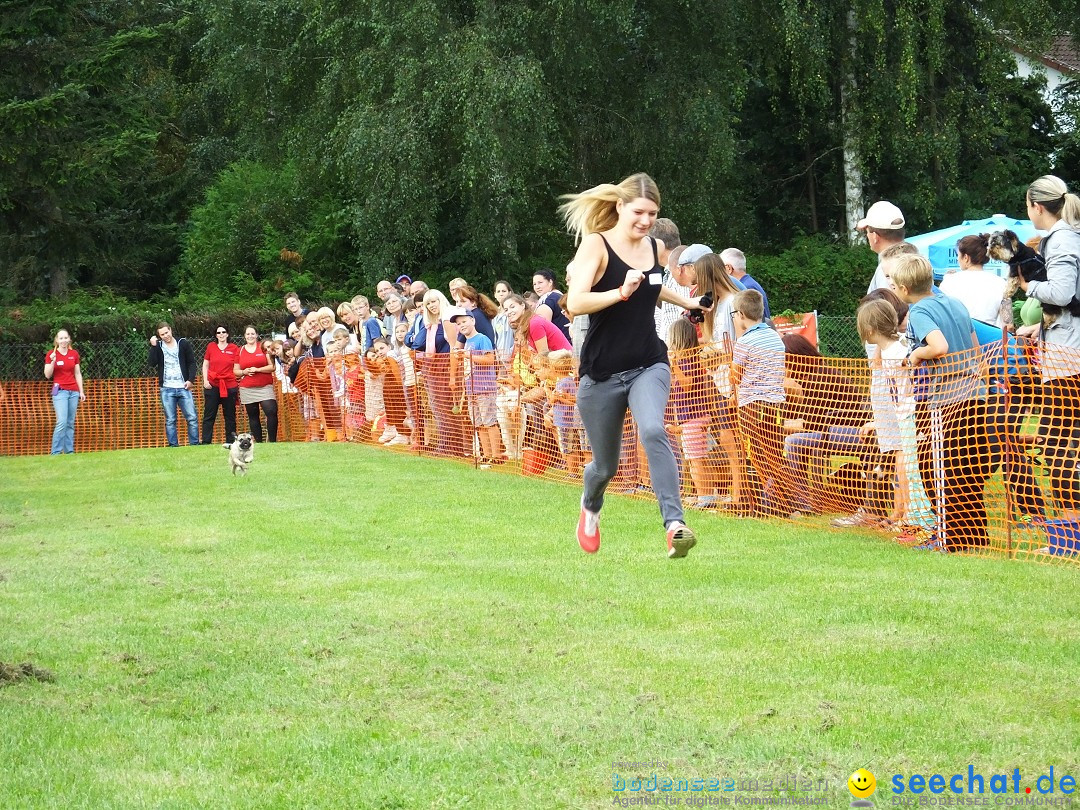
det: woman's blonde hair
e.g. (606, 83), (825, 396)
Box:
(1028, 175), (1080, 228)
(857, 299), (900, 344)
(558, 172), (661, 243)
(421, 289), (452, 327)
(316, 306), (336, 322)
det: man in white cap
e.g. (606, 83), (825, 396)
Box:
(831, 200), (907, 530)
(857, 200), (906, 293)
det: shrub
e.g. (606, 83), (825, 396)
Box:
(749, 236), (876, 317)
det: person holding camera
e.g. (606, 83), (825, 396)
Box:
(561, 172), (710, 558)
(686, 250), (747, 512)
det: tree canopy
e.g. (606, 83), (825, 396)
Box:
(1, 0), (1078, 308)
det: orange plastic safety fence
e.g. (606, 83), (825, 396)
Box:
(0, 378), (307, 453)
(4, 335), (1079, 567)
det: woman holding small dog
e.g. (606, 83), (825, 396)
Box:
(1021, 175), (1080, 518)
(43, 328), (85, 454)
(234, 326), (278, 443)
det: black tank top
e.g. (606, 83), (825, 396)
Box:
(578, 235), (669, 382)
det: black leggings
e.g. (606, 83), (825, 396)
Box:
(245, 399), (278, 443)
(202, 386), (237, 445)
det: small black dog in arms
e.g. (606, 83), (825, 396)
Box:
(987, 229), (1080, 327)
(225, 433), (254, 475)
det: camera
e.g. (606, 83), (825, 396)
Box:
(687, 292), (712, 324)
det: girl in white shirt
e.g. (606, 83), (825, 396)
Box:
(857, 299), (934, 535)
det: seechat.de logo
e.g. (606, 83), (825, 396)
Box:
(890, 767), (1077, 796)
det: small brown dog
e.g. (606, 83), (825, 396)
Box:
(226, 433), (254, 475)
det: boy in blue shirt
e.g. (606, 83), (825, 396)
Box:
(892, 254), (990, 552)
(450, 309), (504, 463)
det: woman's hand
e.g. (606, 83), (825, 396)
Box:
(620, 268), (645, 299)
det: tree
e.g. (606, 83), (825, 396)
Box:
(0, 0), (189, 301)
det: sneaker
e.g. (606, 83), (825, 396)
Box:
(386, 435), (410, 446)
(830, 508), (887, 529)
(577, 498), (601, 554)
(666, 522), (697, 559)
(693, 495), (718, 510)
(378, 429), (397, 444)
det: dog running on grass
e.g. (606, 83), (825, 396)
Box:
(225, 433), (254, 476)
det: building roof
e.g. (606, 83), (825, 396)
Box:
(1041, 35), (1080, 75)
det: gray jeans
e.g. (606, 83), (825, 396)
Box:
(576, 363), (684, 526)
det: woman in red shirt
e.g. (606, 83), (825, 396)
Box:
(43, 328), (86, 454)
(233, 326), (278, 442)
(202, 325), (240, 444)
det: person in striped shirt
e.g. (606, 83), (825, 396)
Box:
(730, 289), (795, 518)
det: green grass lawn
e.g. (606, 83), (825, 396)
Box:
(1, 444), (1078, 809)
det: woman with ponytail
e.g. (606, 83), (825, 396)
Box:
(561, 172), (710, 558)
(1021, 175), (1080, 518)
(939, 234), (1008, 325)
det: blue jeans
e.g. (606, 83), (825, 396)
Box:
(51, 389), (80, 454)
(160, 387), (199, 446)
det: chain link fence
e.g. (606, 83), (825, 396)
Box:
(0, 336), (219, 381)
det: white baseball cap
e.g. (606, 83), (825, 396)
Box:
(856, 201), (905, 231)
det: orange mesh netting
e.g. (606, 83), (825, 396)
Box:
(3, 334), (1078, 566)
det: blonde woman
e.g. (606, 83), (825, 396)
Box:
(44, 329), (86, 454)
(1020, 174), (1080, 518)
(407, 289), (463, 456)
(562, 172), (709, 558)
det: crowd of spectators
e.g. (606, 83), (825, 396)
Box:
(43, 174), (1080, 557)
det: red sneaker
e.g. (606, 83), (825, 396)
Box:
(666, 522), (697, 559)
(577, 499), (601, 554)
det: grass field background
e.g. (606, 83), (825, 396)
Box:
(1, 444), (1078, 809)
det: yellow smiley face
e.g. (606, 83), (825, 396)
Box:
(848, 769), (876, 799)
